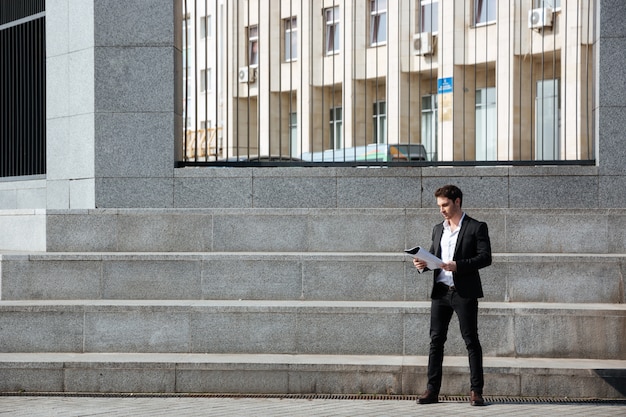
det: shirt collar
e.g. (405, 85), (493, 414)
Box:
(443, 212), (465, 231)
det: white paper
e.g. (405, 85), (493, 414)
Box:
(404, 246), (444, 270)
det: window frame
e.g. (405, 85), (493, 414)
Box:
(324, 6), (340, 55)
(289, 112), (298, 157)
(248, 25), (259, 67)
(284, 16), (298, 62)
(473, 0), (497, 27)
(372, 100), (387, 145)
(200, 68), (211, 93)
(419, 0), (438, 34)
(421, 94), (438, 161)
(200, 15), (212, 38)
(475, 87), (497, 161)
(369, 0), (387, 46)
(535, 79), (561, 160)
(329, 106), (343, 150)
(533, 0), (561, 10)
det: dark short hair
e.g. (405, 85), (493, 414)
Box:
(434, 184), (463, 207)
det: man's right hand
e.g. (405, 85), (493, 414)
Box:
(413, 258), (427, 270)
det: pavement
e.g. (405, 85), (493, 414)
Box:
(0, 395), (625, 417)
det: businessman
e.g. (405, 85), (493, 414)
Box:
(413, 184), (492, 406)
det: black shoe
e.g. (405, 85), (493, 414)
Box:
(470, 390), (485, 406)
(417, 389), (439, 404)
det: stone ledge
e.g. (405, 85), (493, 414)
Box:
(0, 301), (623, 359)
(0, 353), (623, 398)
(1, 252), (624, 303)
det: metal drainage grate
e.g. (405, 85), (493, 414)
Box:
(1, 392), (625, 405)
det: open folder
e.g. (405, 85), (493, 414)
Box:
(404, 246), (444, 270)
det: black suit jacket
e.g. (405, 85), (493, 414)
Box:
(428, 215), (492, 299)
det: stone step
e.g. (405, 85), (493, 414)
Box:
(0, 300), (624, 360)
(43, 208), (626, 254)
(1, 252), (624, 303)
(0, 353), (623, 399)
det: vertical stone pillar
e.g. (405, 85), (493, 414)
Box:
(46, 0), (180, 209)
(46, 0), (96, 209)
(597, 0), (626, 207)
(92, 0), (179, 208)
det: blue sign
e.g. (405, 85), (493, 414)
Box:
(438, 77), (453, 94)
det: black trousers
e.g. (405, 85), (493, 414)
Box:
(427, 288), (484, 394)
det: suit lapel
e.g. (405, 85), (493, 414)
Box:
(433, 224), (444, 257)
(454, 215), (470, 257)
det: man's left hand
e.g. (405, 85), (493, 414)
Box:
(441, 261), (457, 272)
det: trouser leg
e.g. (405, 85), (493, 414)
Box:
(427, 296), (454, 393)
(452, 294), (484, 393)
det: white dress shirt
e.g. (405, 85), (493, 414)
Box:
(435, 213), (465, 286)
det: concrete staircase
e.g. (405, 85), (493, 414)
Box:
(0, 208), (625, 398)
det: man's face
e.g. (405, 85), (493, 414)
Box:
(436, 196), (462, 220)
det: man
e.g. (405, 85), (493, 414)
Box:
(413, 184), (492, 406)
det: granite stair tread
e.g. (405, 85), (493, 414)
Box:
(1, 352), (625, 369)
(0, 353), (623, 397)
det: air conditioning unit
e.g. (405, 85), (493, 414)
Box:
(528, 8), (553, 29)
(238, 66), (257, 83)
(413, 32), (434, 56)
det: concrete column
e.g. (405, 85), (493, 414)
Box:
(94, 0), (179, 208)
(46, 0), (96, 209)
(597, 0), (626, 207)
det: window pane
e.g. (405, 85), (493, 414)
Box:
(249, 26), (258, 38)
(475, 87), (497, 160)
(285, 17), (297, 61)
(249, 42), (258, 65)
(373, 101), (387, 144)
(421, 1), (438, 33)
(285, 32), (292, 61)
(370, 0), (387, 45)
(248, 25), (258, 65)
(421, 95), (438, 161)
(290, 112), (298, 157)
(325, 7), (340, 54)
(200, 69), (211, 92)
(201, 15), (211, 38)
(372, 14), (387, 44)
(535, 0), (560, 8)
(326, 7), (337, 22)
(291, 30), (298, 59)
(535, 79), (560, 160)
(474, 0), (496, 25)
(379, 116), (387, 144)
(371, 0), (387, 11)
(330, 107), (343, 149)
(326, 26), (335, 53)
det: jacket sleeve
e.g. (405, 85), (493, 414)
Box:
(455, 221), (492, 273)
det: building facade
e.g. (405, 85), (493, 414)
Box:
(0, 0), (624, 250)
(182, 0), (596, 163)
